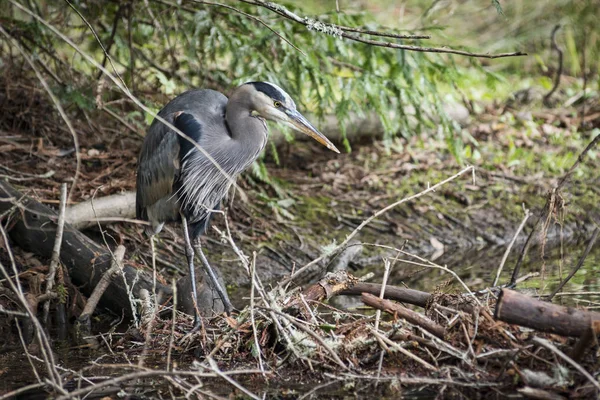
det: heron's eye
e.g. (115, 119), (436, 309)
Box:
(274, 101), (282, 108)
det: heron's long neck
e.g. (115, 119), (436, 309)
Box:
(224, 99), (268, 170)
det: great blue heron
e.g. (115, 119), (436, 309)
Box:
(136, 81), (339, 329)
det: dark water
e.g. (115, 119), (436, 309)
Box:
(406, 237), (600, 307)
(330, 235), (600, 315)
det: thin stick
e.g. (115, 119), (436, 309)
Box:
(167, 279), (177, 372)
(206, 358), (261, 400)
(268, 308), (349, 371)
(532, 337), (600, 391)
(250, 252), (266, 376)
(54, 369), (264, 400)
(374, 258), (391, 331)
(64, 0), (128, 90)
(543, 25), (563, 106)
(371, 328), (438, 371)
(547, 227), (600, 301)
(79, 245), (126, 321)
(280, 166), (474, 287)
(42, 183), (67, 324)
(492, 208), (530, 287)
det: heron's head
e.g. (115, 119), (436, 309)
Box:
(244, 81), (340, 153)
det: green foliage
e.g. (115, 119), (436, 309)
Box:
(5, 0), (460, 157)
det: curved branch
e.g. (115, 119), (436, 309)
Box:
(543, 25), (563, 106)
(241, 0), (527, 59)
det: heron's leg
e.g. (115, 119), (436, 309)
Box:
(193, 241), (234, 315)
(181, 216), (202, 332)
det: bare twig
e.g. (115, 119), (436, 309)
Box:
(543, 25), (563, 106)
(267, 308), (350, 371)
(250, 252), (266, 376)
(532, 337), (600, 391)
(371, 328), (438, 371)
(206, 357), (261, 400)
(54, 368), (264, 400)
(492, 208), (530, 287)
(64, 0), (128, 90)
(374, 258), (391, 331)
(166, 279), (177, 372)
(510, 132), (600, 286)
(547, 227), (600, 301)
(362, 293), (446, 339)
(42, 183), (67, 324)
(78, 245), (126, 328)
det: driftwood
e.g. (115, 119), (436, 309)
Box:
(65, 191), (137, 230)
(361, 292), (446, 339)
(494, 289), (600, 337)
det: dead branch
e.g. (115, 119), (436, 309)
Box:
(547, 227), (599, 301)
(361, 292), (446, 339)
(509, 132), (600, 286)
(341, 282), (430, 308)
(285, 271), (360, 310)
(78, 245), (126, 331)
(240, 0), (527, 59)
(41, 183), (67, 324)
(495, 289), (600, 338)
(543, 25), (563, 107)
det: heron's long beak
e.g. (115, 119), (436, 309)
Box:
(286, 109), (340, 154)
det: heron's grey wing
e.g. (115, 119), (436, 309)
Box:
(136, 115), (180, 221)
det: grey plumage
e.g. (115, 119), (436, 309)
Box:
(136, 87), (267, 238)
(135, 81), (339, 329)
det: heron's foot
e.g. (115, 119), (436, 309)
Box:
(188, 316), (203, 334)
(221, 296), (235, 316)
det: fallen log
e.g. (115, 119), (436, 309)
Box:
(494, 289), (600, 337)
(0, 181), (168, 318)
(1, 182), (223, 319)
(361, 292), (446, 339)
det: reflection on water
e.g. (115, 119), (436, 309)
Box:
(375, 237), (600, 308)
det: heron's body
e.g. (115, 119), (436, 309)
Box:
(136, 82), (338, 329)
(136, 88), (268, 238)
